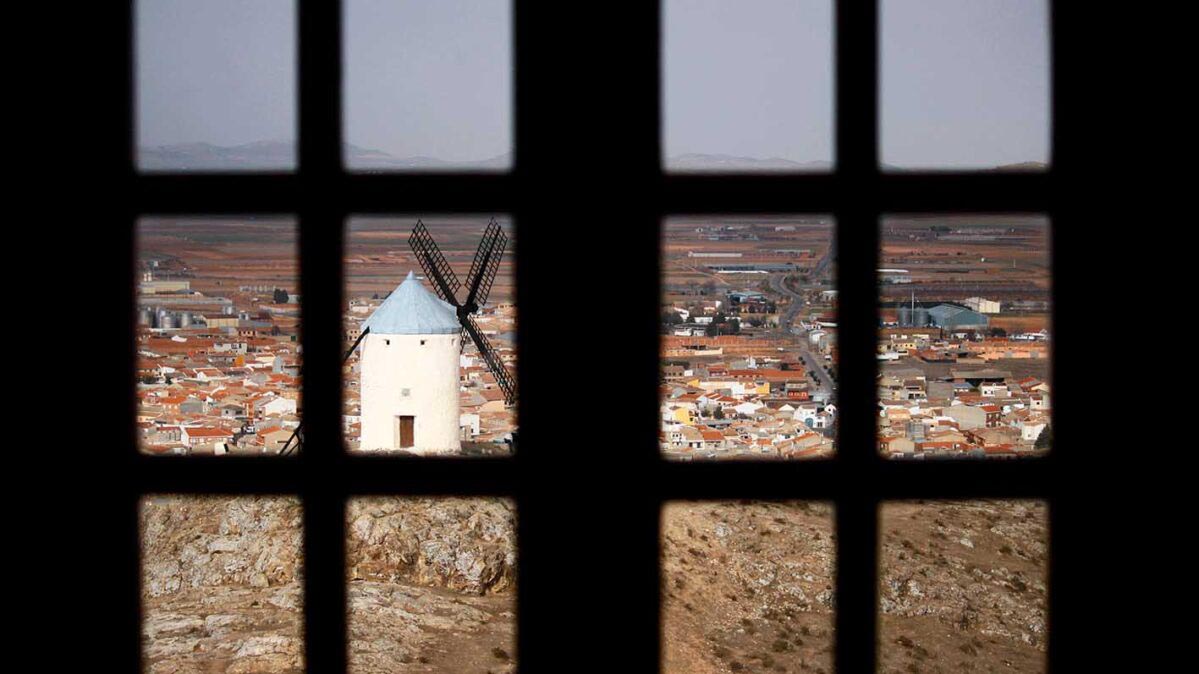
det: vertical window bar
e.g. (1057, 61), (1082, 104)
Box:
(298, 1), (347, 672)
(1045, 1), (1065, 669)
(834, 1), (880, 672)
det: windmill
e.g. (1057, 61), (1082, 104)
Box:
(280, 218), (513, 456)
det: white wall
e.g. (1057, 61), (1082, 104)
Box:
(360, 332), (461, 455)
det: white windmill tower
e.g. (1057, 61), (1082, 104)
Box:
(278, 219), (515, 457)
(358, 271), (463, 454)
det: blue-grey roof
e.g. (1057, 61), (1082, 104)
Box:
(363, 271), (461, 335)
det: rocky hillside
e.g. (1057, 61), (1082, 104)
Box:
(661, 499), (1048, 674)
(140, 496), (516, 674)
(662, 501), (837, 674)
(346, 497), (517, 674)
(879, 500), (1048, 674)
(346, 497), (516, 595)
(140, 496), (304, 674)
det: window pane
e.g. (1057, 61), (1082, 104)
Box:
(141, 495), (304, 672)
(347, 497), (517, 672)
(344, 0), (513, 171)
(881, 0), (1050, 170)
(664, 0), (834, 172)
(662, 216), (837, 460)
(662, 501), (835, 673)
(879, 500), (1048, 672)
(136, 217), (301, 456)
(344, 216), (516, 455)
(878, 215), (1051, 459)
(137, 0), (296, 171)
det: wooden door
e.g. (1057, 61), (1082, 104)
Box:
(397, 415), (415, 448)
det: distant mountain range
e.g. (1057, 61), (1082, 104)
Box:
(138, 141), (1045, 173)
(138, 140), (511, 171)
(666, 153), (833, 172)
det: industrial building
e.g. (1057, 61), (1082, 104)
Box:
(927, 304), (990, 330)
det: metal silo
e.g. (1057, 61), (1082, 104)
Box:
(179, 312), (193, 328)
(897, 306), (912, 327)
(913, 307), (930, 327)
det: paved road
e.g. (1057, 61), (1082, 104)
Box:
(768, 273), (804, 331)
(766, 272), (835, 399)
(799, 349), (836, 396)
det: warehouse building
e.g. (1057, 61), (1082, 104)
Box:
(928, 304), (990, 330)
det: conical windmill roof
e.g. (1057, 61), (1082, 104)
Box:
(363, 271), (461, 335)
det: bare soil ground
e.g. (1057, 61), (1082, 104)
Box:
(879, 500), (1048, 674)
(346, 216), (516, 305)
(661, 500), (1048, 674)
(662, 501), (837, 674)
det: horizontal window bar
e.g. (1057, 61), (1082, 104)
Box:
(127, 172), (1051, 214)
(130, 455), (520, 495)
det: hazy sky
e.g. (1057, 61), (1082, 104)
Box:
(137, 0), (1047, 170)
(137, 0), (296, 148)
(881, 0), (1050, 168)
(664, 0), (834, 165)
(345, 0), (511, 164)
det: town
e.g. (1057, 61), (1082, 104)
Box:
(135, 218), (303, 455)
(878, 216), (1052, 458)
(660, 217), (838, 459)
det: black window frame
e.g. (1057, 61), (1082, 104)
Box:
(108, 1), (1079, 671)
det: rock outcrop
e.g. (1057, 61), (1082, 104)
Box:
(141, 495), (304, 674)
(346, 497), (516, 596)
(140, 495), (517, 674)
(661, 501), (837, 674)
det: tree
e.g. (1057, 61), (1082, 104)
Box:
(1035, 425), (1052, 451)
(988, 327), (1008, 339)
(713, 407), (725, 420)
(273, 288), (290, 304)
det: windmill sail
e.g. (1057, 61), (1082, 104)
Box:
(463, 218), (507, 313)
(462, 313), (517, 406)
(409, 220), (462, 306)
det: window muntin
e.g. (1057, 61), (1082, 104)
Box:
(122, 1), (1066, 672)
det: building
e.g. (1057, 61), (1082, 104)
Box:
(359, 271), (462, 455)
(927, 304), (990, 330)
(961, 296), (1002, 314)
